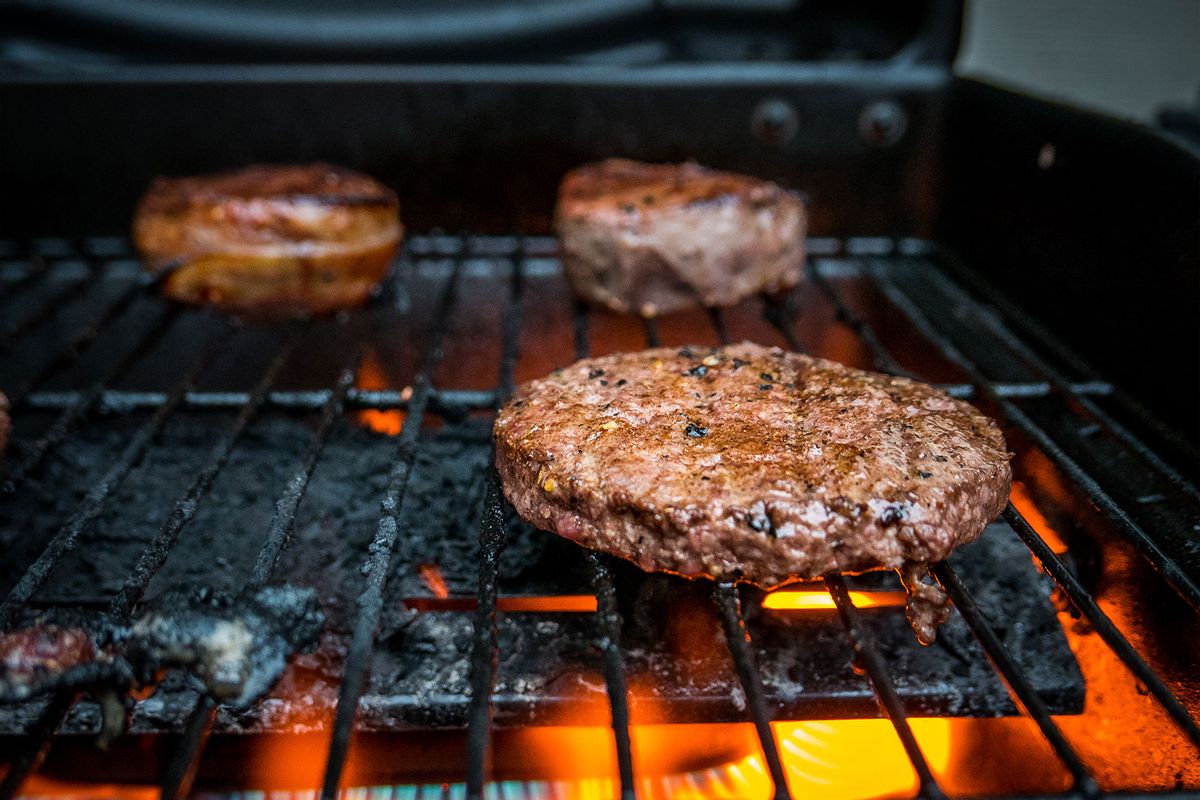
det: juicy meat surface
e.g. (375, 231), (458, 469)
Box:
(133, 163), (402, 315)
(495, 342), (1010, 592)
(555, 160), (806, 316)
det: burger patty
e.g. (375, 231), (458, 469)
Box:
(555, 160), (806, 316)
(494, 343), (1011, 642)
(133, 163), (402, 316)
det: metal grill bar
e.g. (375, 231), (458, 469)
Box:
(642, 317), (660, 348)
(320, 271), (461, 800)
(1000, 506), (1200, 748)
(931, 246), (1200, 465)
(712, 584), (791, 800)
(17, 381), (1111, 413)
(19, 386), (501, 413)
(466, 256), (524, 800)
(0, 262), (96, 353)
(0, 688), (74, 800)
(5, 273), (160, 409)
(162, 338), (364, 800)
(160, 693), (217, 800)
(0, 324), (233, 629)
(867, 263), (1200, 610)
(823, 574), (945, 799)
(1, 306), (182, 495)
(932, 562), (1100, 798)
(108, 327), (302, 619)
(574, 303), (637, 800)
(918, 262), (1200, 503)
(0, 254), (51, 306)
(760, 290), (803, 352)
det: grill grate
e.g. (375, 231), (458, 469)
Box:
(0, 234), (1196, 799)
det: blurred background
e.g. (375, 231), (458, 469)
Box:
(958, 0), (1200, 124)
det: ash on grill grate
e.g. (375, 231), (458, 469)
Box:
(0, 412), (1082, 736)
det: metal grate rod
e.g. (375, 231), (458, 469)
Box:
(932, 562), (1100, 798)
(712, 583), (792, 800)
(161, 338), (364, 800)
(760, 289), (804, 353)
(466, 255), (524, 800)
(868, 263), (1200, 610)
(1001, 506), (1200, 749)
(0, 254), (51, 306)
(824, 574), (945, 799)
(108, 326), (302, 619)
(319, 269), (461, 800)
(1, 305), (182, 495)
(918, 260), (1200, 503)
(0, 324), (233, 629)
(0, 259), (97, 353)
(574, 297), (638, 800)
(930, 245), (1200, 465)
(0, 688), (74, 800)
(5, 273), (160, 409)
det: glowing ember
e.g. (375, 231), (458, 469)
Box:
(762, 589), (907, 610)
(418, 562), (451, 599)
(355, 349), (406, 436)
(1010, 480), (1069, 554)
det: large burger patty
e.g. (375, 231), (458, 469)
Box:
(554, 160), (806, 316)
(495, 343), (1010, 629)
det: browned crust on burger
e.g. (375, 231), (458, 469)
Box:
(554, 160), (806, 316)
(494, 343), (1010, 589)
(133, 163), (402, 315)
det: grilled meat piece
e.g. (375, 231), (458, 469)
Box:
(0, 625), (98, 701)
(133, 163), (402, 315)
(554, 160), (806, 316)
(494, 343), (1011, 642)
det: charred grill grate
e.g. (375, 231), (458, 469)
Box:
(0, 234), (1196, 800)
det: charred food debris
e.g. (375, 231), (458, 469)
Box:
(0, 585), (322, 708)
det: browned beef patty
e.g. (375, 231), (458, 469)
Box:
(494, 342), (1010, 589)
(554, 160), (806, 316)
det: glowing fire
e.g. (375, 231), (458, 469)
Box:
(355, 349), (407, 436)
(1009, 481), (1069, 554)
(418, 562), (451, 599)
(762, 589), (907, 610)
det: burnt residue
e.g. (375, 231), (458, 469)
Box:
(0, 585), (322, 709)
(125, 585), (323, 707)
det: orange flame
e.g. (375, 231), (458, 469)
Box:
(355, 349), (407, 436)
(418, 562), (451, 599)
(762, 589), (907, 610)
(1009, 481), (1069, 554)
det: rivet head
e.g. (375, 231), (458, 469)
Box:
(858, 100), (908, 147)
(752, 98), (800, 146)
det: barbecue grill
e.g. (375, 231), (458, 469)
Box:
(1, 1), (1197, 798)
